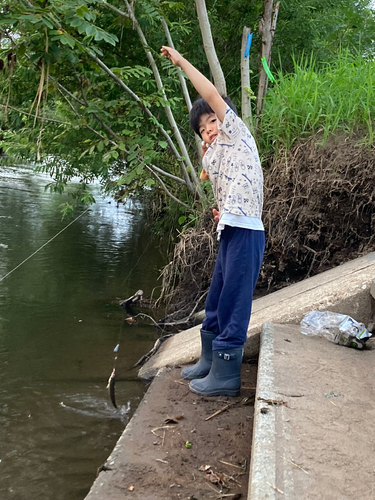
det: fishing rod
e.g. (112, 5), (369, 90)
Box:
(106, 308), (169, 409)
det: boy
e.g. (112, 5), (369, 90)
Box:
(161, 46), (265, 397)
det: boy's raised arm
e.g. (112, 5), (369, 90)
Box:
(161, 46), (226, 123)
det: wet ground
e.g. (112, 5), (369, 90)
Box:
(85, 364), (257, 500)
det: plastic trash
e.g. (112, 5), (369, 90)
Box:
(300, 310), (372, 349)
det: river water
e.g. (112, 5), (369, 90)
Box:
(0, 165), (167, 500)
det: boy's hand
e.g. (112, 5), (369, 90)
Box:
(200, 168), (209, 181)
(161, 46), (183, 67)
(201, 141), (209, 157)
(212, 209), (219, 222)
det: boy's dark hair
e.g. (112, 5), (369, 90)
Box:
(189, 96), (238, 138)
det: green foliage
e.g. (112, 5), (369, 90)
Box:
(259, 51), (375, 154)
(0, 0), (198, 209)
(162, 0), (375, 112)
(1, 0), (375, 229)
(274, 0), (375, 72)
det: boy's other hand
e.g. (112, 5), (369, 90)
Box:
(212, 209), (219, 222)
(161, 46), (183, 67)
(200, 168), (209, 181)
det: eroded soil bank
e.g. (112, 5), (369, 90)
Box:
(160, 136), (375, 324)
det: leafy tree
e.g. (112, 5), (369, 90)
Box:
(0, 0), (204, 211)
(0, 0), (374, 215)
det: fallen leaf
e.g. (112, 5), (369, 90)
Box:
(199, 464), (211, 471)
(206, 470), (225, 484)
(164, 415), (183, 424)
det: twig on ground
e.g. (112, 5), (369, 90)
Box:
(225, 474), (241, 486)
(257, 397), (291, 408)
(283, 456), (309, 474)
(205, 404), (233, 421)
(151, 425), (174, 438)
(216, 495), (240, 498)
(206, 482), (221, 494)
(218, 460), (243, 470)
(266, 482), (284, 494)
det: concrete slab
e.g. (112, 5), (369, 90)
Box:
(140, 252), (375, 380)
(249, 322), (375, 500)
(84, 366), (256, 500)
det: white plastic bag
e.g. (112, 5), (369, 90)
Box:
(300, 310), (372, 349)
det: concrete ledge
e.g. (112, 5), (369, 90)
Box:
(139, 252), (375, 379)
(247, 322), (277, 500)
(248, 321), (375, 499)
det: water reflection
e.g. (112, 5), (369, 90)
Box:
(0, 165), (166, 500)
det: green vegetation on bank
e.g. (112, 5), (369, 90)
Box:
(1, 0), (375, 229)
(260, 52), (375, 154)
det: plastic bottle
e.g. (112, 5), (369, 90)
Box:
(300, 310), (371, 349)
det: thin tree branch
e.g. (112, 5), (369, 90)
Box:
(195, 0), (227, 95)
(241, 27), (254, 133)
(145, 164), (189, 207)
(58, 88), (118, 146)
(161, 16), (203, 157)
(0, 103), (72, 126)
(160, 18), (192, 112)
(79, 91), (123, 143)
(256, 1), (280, 116)
(58, 86), (186, 183)
(121, 0), (200, 194)
(86, 50), (193, 186)
(149, 164), (186, 184)
(101, 0), (129, 18)
(60, 87), (185, 185)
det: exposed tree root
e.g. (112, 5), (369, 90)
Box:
(156, 208), (218, 324)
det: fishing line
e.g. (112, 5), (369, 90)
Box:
(112, 239), (152, 370)
(0, 208), (90, 283)
(108, 239), (154, 409)
(120, 239), (151, 287)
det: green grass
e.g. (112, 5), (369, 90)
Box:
(259, 51), (375, 154)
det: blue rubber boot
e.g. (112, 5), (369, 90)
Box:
(181, 330), (217, 380)
(189, 348), (243, 397)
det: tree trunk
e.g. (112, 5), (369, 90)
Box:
(241, 27), (253, 133)
(161, 17), (203, 157)
(123, 0), (202, 197)
(256, 1), (280, 116)
(195, 0), (227, 96)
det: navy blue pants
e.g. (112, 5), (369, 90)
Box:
(202, 226), (265, 350)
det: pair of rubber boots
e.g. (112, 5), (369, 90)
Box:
(181, 330), (243, 397)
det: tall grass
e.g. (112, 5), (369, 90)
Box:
(259, 51), (375, 153)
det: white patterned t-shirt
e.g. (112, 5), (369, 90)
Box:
(202, 105), (263, 222)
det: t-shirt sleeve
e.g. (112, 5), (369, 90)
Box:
(218, 105), (243, 142)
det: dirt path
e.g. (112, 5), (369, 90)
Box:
(86, 363), (257, 500)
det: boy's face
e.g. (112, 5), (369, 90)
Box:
(199, 113), (219, 145)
